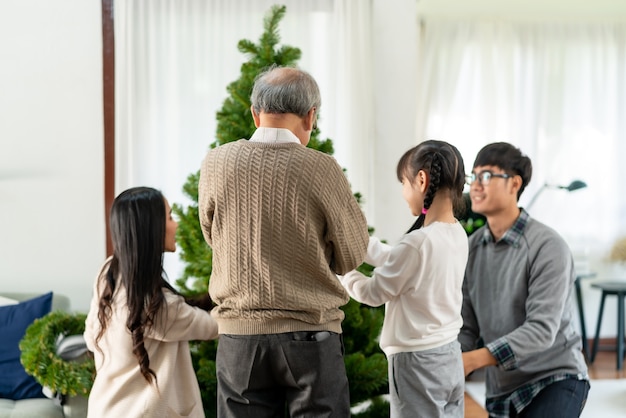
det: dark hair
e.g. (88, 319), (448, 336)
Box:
(473, 142), (532, 199)
(397, 140), (466, 232)
(96, 186), (174, 385)
(250, 65), (321, 117)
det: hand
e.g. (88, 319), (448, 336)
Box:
(462, 348), (497, 377)
(462, 351), (474, 377)
(185, 293), (215, 311)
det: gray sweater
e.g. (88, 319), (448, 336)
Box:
(459, 209), (588, 398)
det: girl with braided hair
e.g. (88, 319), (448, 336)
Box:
(340, 140), (468, 417)
(84, 187), (218, 418)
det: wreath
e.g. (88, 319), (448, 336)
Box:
(19, 311), (95, 396)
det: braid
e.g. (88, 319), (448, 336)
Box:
(399, 140), (466, 233)
(423, 153), (442, 211)
(406, 153), (442, 233)
(406, 216), (423, 233)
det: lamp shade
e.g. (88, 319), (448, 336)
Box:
(565, 180), (587, 192)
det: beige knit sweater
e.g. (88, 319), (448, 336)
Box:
(199, 139), (369, 335)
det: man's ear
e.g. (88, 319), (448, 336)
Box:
(251, 106), (260, 128)
(303, 107), (316, 131)
(511, 174), (523, 196)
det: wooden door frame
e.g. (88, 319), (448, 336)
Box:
(102, 0), (115, 255)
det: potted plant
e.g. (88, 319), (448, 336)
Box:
(609, 236), (626, 264)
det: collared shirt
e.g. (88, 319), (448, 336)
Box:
(478, 207), (528, 248)
(249, 127), (301, 144)
(472, 210), (587, 417)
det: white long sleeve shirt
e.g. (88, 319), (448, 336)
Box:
(340, 222), (468, 356)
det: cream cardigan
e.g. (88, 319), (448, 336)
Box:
(84, 267), (218, 418)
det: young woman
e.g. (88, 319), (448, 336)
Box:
(84, 187), (218, 418)
(340, 140), (468, 417)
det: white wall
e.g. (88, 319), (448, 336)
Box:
(0, 0), (105, 313)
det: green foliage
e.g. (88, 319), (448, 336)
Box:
(173, 4), (389, 416)
(189, 338), (219, 418)
(342, 300), (388, 404)
(214, 5), (299, 148)
(459, 192), (486, 236)
(19, 311), (95, 397)
(172, 171), (212, 295)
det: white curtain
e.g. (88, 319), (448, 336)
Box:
(114, 0), (374, 279)
(328, 1), (375, 206)
(415, 20), (626, 258)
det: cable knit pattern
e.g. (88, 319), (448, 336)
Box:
(199, 139), (369, 335)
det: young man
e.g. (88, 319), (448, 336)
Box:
(459, 142), (589, 417)
(198, 66), (369, 417)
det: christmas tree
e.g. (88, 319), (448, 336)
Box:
(172, 5), (389, 416)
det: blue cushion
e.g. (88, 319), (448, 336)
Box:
(0, 292), (53, 400)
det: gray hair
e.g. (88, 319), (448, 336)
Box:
(250, 66), (321, 117)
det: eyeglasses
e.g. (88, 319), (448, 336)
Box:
(466, 170), (511, 186)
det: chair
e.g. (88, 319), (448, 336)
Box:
(589, 281), (626, 370)
(574, 273), (596, 360)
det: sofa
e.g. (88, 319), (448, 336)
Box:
(0, 292), (88, 418)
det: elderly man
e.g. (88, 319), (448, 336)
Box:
(198, 66), (369, 418)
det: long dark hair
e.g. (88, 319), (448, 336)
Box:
(397, 140), (466, 233)
(95, 187), (174, 385)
